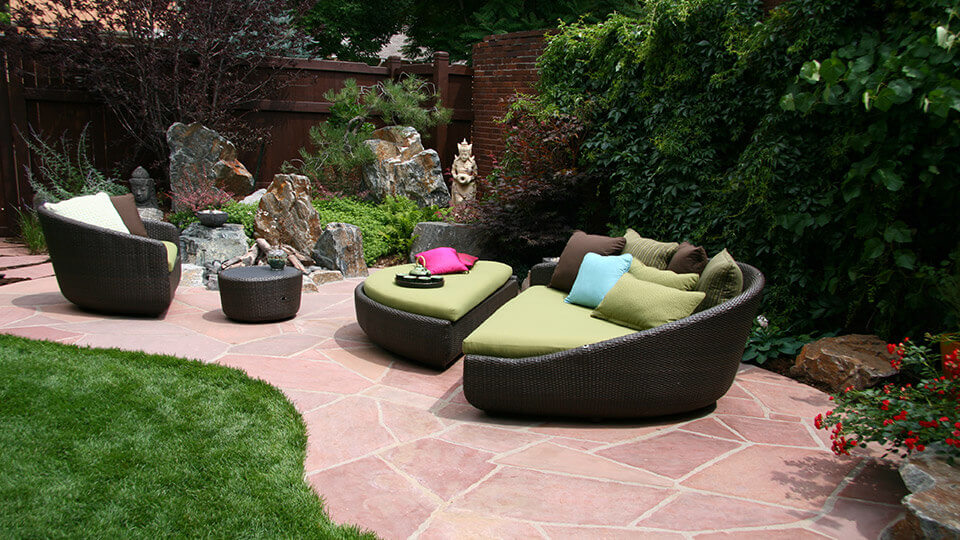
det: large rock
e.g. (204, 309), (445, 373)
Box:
(361, 126), (450, 208)
(312, 223), (368, 278)
(791, 334), (898, 392)
(255, 174), (323, 259)
(891, 454), (960, 539)
(179, 223), (249, 266)
(167, 122), (255, 209)
(408, 221), (493, 261)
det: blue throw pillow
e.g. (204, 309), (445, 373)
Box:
(564, 252), (633, 308)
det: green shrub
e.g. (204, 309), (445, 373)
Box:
(15, 209), (46, 254)
(167, 210), (198, 230)
(223, 201), (256, 238)
(536, 0), (960, 338)
(312, 196), (444, 265)
(24, 125), (127, 203)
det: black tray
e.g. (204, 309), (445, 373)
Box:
(395, 274), (444, 288)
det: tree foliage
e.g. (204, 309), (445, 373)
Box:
(11, 0), (311, 178)
(536, 0), (960, 338)
(297, 0), (410, 62)
(289, 77), (451, 195)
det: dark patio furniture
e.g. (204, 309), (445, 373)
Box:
(463, 261), (765, 419)
(218, 266), (302, 322)
(37, 205), (181, 316)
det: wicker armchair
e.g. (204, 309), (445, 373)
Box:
(38, 205), (181, 316)
(463, 260), (764, 419)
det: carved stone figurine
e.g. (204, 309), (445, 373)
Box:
(450, 139), (478, 205)
(129, 166), (163, 221)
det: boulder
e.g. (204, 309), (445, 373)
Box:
(361, 126), (450, 208)
(167, 122), (255, 210)
(302, 268), (345, 292)
(241, 188), (267, 206)
(791, 334), (898, 392)
(312, 222), (368, 278)
(255, 174), (323, 259)
(408, 221), (493, 261)
(179, 263), (204, 288)
(892, 454), (960, 539)
(179, 223), (249, 266)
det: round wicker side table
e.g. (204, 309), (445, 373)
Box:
(218, 266), (302, 322)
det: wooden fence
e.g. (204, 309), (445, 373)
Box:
(0, 49), (473, 235)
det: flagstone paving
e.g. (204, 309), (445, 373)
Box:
(0, 242), (908, 539)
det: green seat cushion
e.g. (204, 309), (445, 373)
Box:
(623, 229), (679, 270)
(463, 285), (635, 358)
(161, 241), (178, 272)
(364, 261), (512, 322)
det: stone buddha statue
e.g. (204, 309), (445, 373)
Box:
(450, 139), (478, 205)
(129, 166), (163, 221)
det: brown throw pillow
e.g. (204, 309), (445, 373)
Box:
(549, 231), (626, 292)
(668, 241), (708, 275)
(109, 193), (149, 237)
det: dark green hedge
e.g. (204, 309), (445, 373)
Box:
(537, 0), (960, 338)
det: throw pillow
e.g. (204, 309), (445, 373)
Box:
(695, 248), (743, 312)
(415, 247), (469, 275)
(110, 193), (149, 237)
(43, 192), (129, 234)
(457, 252), (479, 269)
(564, 253), (633, 308)
(622, 228), (679, 269)
(549, 231), (626, 292)
(591, 273), (706, 331)
(628, 259), (699, 290)
(667, 241), (708, 275)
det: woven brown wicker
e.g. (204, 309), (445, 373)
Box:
(218, 266), (302, 322)
(354, 277), (519, 369)
(463, 261), (765, 419)
(37, 205), (182, 316)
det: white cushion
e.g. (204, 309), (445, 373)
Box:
(43, 192), (129, 234)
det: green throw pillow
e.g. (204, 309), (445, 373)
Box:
(695, 248), (743, 312)
(622, 229), (679, 269)
(628, 259), (699, 290)
(591, 273), (705, 331)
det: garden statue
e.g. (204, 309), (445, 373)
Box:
(129, 166), (163, 221)
(450, 139), (478, 205)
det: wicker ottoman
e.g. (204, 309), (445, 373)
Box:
(218, 266), (302, 322)
(354, 262), (518, 369)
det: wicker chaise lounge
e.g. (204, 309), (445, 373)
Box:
(38, 205), (181, 316)
(462, 260), (764, 419)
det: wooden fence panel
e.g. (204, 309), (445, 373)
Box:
(0, 50), (473, 232)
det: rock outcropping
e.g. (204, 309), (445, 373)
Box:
(791, 334), (898, 392)
(167, 122), (255, 210)
(179, 223), (249, 266)
(361, 126), (450, 208)
(312, 223), (367, 278)
(889, 454), (960, 539)
(255, 174), (323, 259)
(408, 221), (492, 261)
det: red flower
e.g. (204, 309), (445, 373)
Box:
(893, 411), (908, 421)
(880, 399), (890, 411)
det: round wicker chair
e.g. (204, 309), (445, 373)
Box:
(463, 261), (764, 419)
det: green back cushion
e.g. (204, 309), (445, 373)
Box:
(695, 248), (743, 311)
(591, 273), (706, 331)
(463, 286), (634, 358)
(44, 192), (130, 234)
(628, 259), (699, 290)
(622, 229), (679, 269)
(161, 241), (178, 272)
(364, 261), (512, 322)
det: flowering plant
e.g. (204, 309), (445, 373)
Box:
(169, 163), (233, 212)
(815, 336), (960, 459)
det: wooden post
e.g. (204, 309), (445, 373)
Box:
(432, 51), (450, 168)
(386, 55), (401, 80)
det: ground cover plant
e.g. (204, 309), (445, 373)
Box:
(0, 335), (371, 538)
(534, 0), (960, 339)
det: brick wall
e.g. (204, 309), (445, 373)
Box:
(470, 30), (548, 177)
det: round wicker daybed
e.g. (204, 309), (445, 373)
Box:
(462, 261), (765, 419)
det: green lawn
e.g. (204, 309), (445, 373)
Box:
(0, 335), (373, 538)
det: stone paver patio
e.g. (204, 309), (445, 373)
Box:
(0, 243), (907, 539)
